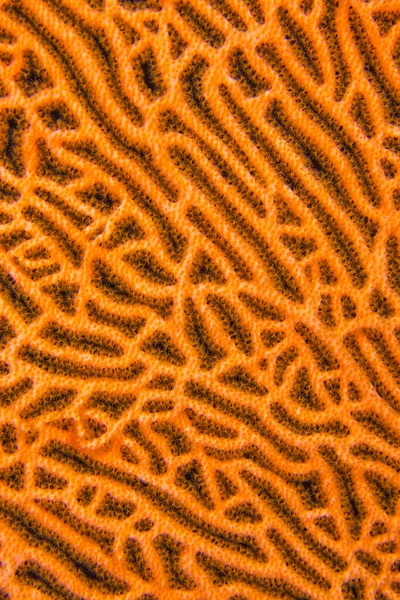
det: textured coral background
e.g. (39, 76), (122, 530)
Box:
(0, 0), (399, 598)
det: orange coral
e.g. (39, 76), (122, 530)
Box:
(0, 0), (399, 598)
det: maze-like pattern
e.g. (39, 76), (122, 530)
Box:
(0, 0), (399, 598)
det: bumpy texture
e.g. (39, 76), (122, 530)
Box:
(0, 0), (399, 598)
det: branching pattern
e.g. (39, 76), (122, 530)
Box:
(0, 0), (399, 598)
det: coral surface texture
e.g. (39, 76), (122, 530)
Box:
(0, 0), (399, 598)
